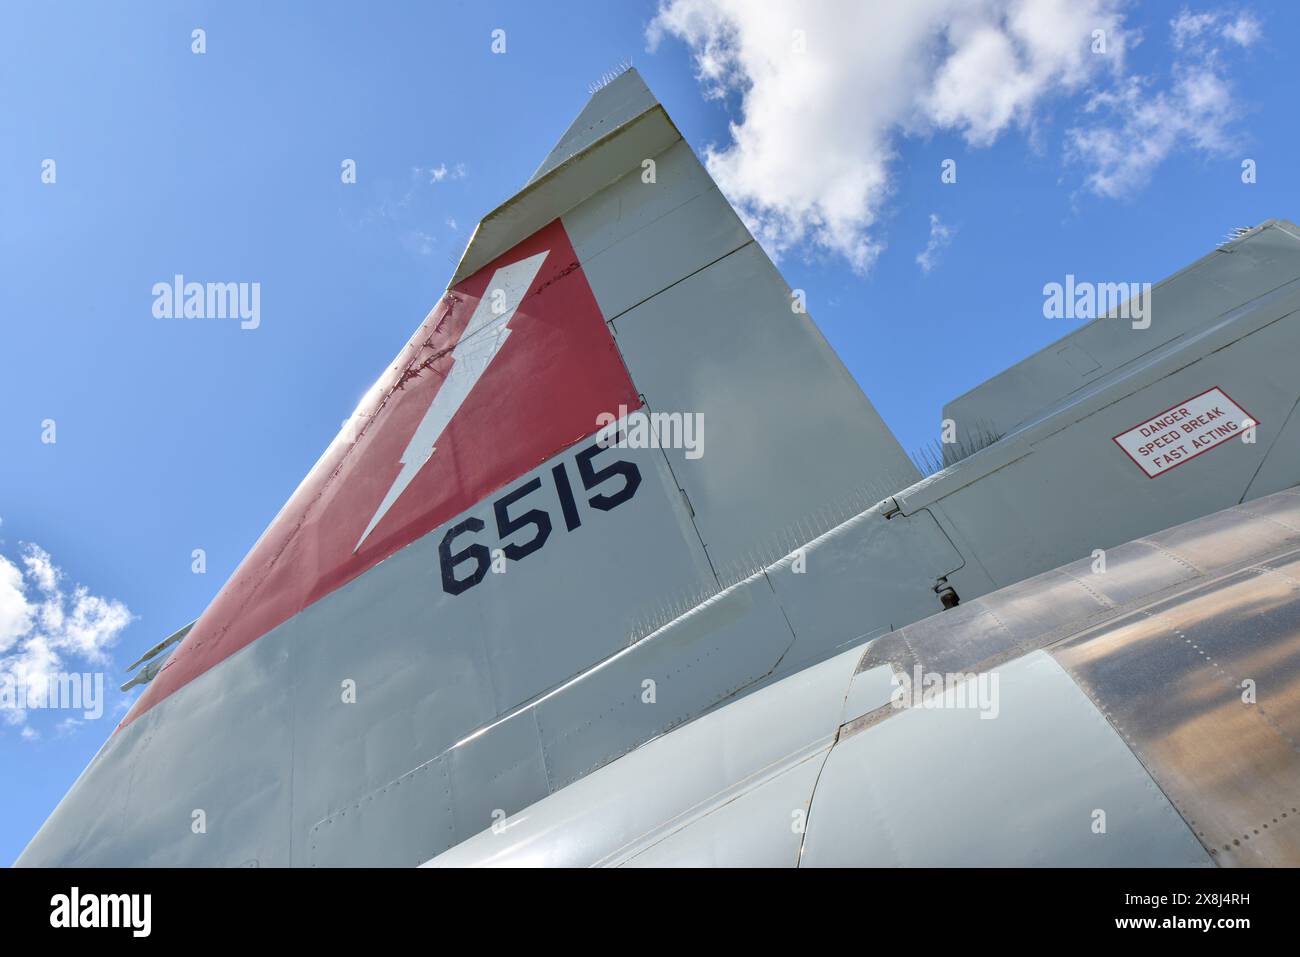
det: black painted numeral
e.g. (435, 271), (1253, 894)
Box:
(439, 517), (491, 595)
(494, 477), (552, 561)
(552, 463), (582, 532)
(575, 440), (642, 511)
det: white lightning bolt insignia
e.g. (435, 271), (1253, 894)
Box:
(355, 250), (549, 551)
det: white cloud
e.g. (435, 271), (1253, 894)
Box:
(649, 0), (1129, 272)
(916, 214), (957, 272)
(649, 1), (1255, 270)
(0, 544), (132, 736)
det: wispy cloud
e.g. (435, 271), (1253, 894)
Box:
(403, 230), (436, 257)
(424, 162), (467, 184)
(1066, 8), (1253, 199)
(365, 164), (470, 257)
(1171, 7), (1261, 50)
(916, 214), (956, 273)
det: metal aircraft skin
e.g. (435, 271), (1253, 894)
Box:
(17, 69), (1300, 867)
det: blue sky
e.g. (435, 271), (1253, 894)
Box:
(1, 0), (1297, 864)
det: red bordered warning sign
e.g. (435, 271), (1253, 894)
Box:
(1112, 386), (1258, 479)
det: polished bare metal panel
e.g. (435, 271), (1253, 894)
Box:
(1149, 501), (1300, 573)
(1051, 557), (1300, 866)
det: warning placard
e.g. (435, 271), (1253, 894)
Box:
(1113, 387), (1257, 479)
